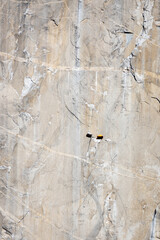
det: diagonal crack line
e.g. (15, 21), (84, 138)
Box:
(112, 170), (158, 182)
(151, 96), (160, 112)
(51, 18), (58, 26)
(1, 49), (160, 80)
(0, 125), (93, 166)
(2, 226), (12, 235)
(0, 50), (117, 72)
(0, 125), (160, 182)
(18, 211), (29, 223)
(151, 97), (160, 104)
(65, 103), (85, 125)
(129, 56), (138, 82)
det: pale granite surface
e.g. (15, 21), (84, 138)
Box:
(0, 0), (160, 239)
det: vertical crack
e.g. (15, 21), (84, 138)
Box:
(123, 0), (154, 83)
(150, 205), (160, 240)
(75, 0), (83, 67)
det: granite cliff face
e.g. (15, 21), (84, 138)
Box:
(0, 0), (160, 239)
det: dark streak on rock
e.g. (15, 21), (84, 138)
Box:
(65, 103), (85, 125)
(151, 96), (160, 103)
(51, 19), (58, 26)
(129, 57), (138, 82)
(18, 211), (29, 223)
(151, 97), (160, 112)
(123, 31), (133, 34)
(2, 226), (12, 235)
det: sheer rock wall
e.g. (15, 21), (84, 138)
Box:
(0, 0), (160, 239)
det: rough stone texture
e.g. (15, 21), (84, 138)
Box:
(0, 0), (160, 239)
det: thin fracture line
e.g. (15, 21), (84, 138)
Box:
(0, 51), (118, 72)
(0, 50), (160, 80)
(0, 125), (160, 181)
(112, 169), (159, 182)
(0, 125), (93, 166)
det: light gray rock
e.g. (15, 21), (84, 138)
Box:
(0, 0), (160, 239)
